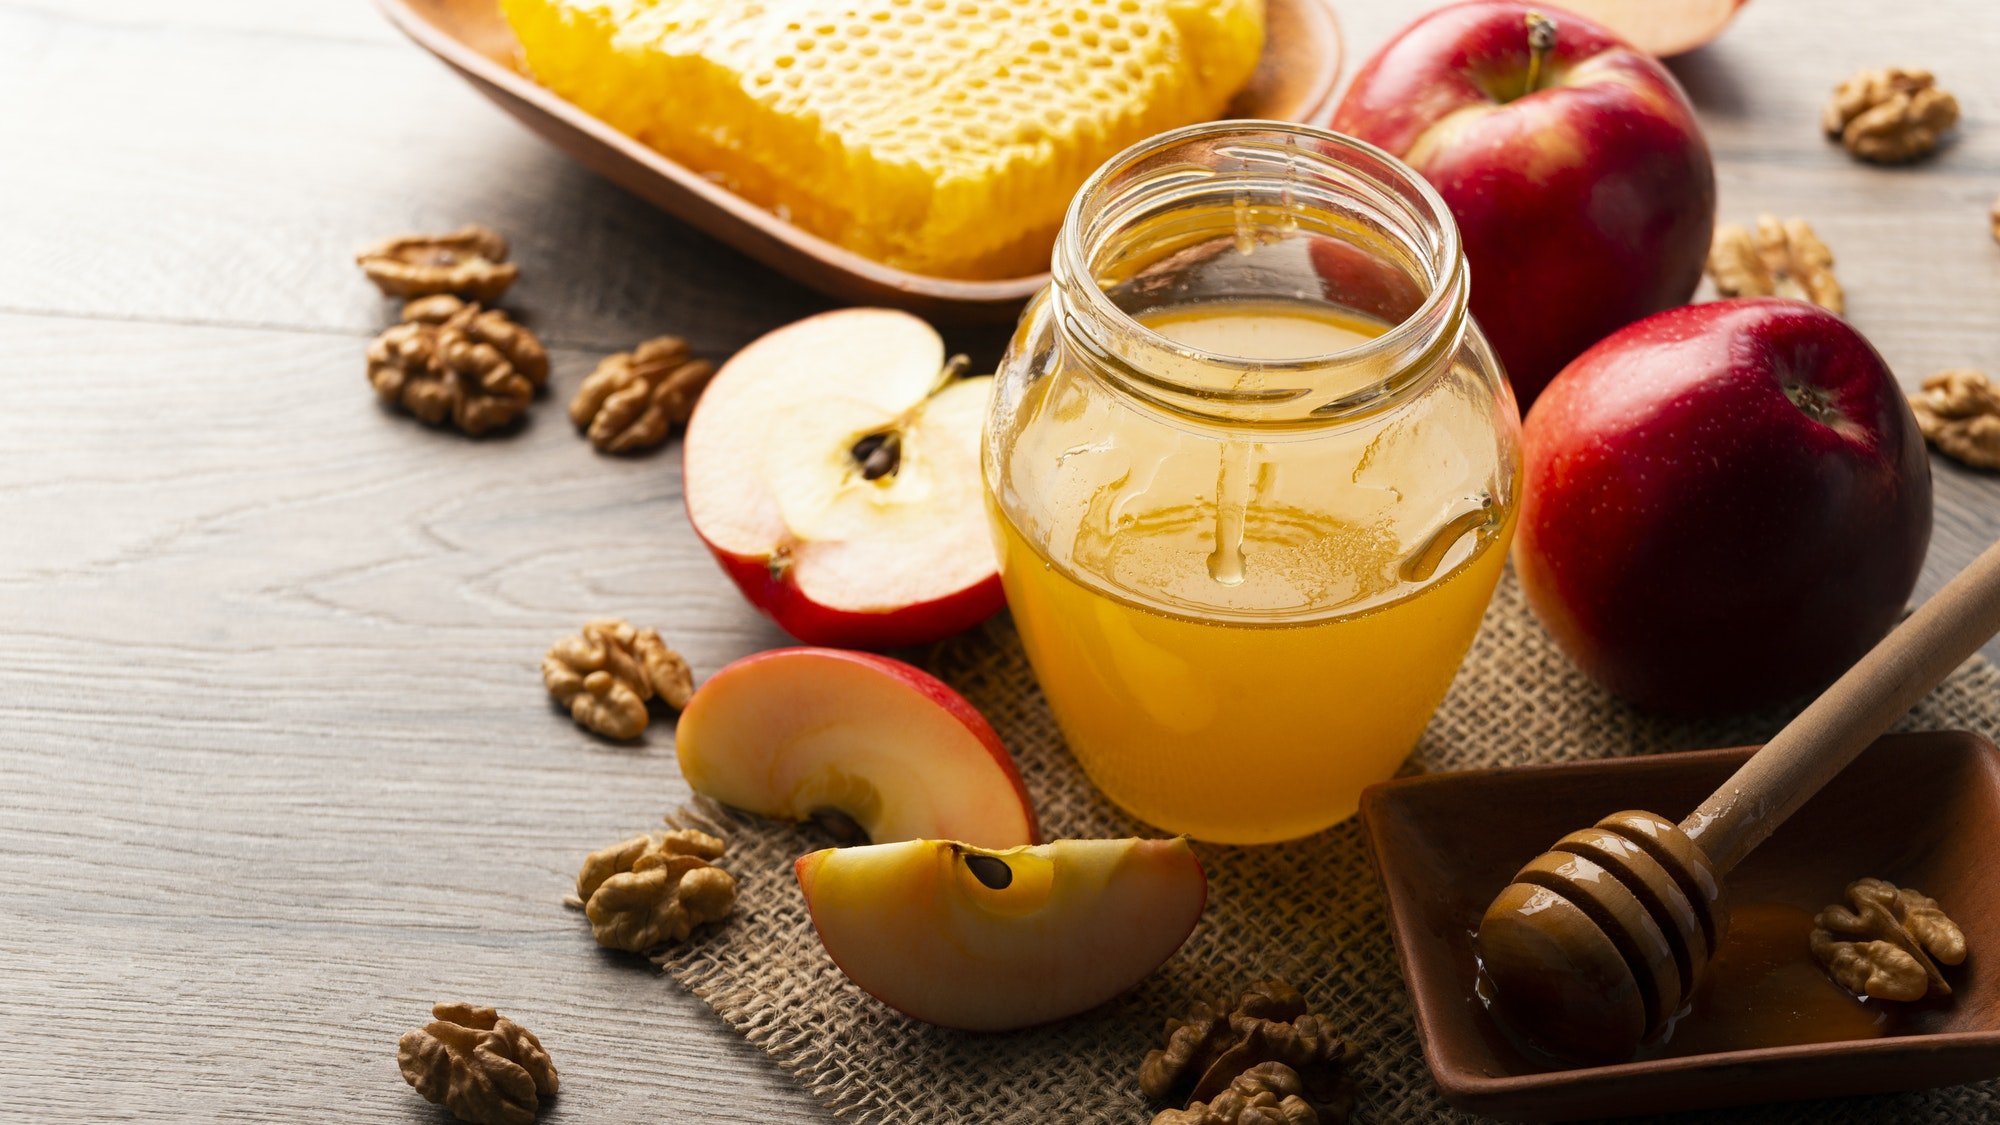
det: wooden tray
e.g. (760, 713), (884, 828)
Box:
(374, 0), (1344, 320)
(1361, 731), (2000, 1122)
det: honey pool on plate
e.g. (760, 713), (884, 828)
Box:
(1473, 902), (1892, 1069)
(1640, 902), (1890, 1058)
(992, 300), (1514, 843)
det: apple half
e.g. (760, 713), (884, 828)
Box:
(1545, 0), (1747, 57)
(796, 837), (1207, 1031)
(683, 308), (1003, 649)
(675, 647), (1039, 849)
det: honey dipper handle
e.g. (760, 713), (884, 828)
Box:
(1684, 538), (2000, 874)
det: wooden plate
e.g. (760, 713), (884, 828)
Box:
(374, 0), (1344, 319)
(1362, 731), (2000, 1122)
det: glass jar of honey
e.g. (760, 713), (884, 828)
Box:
(984, 122), (1521, 844)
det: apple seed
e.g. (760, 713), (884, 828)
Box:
(849, 430), (902, 481)
(810, 806), (871, 845)
(961, 852), (1014, 890)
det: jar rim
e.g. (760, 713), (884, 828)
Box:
(1051, 119), (1469, 416)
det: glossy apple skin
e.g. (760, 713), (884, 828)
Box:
(1516, 299), (1932, 713)
(700, 540), (1005, 650)
(1329, 0), (1715, 405)
(681, 646), (1040, 846)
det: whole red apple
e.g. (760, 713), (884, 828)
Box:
(1329, 0), (1715, 405)
(1515, 298), (1932, 713)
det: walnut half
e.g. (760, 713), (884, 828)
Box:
(576, 828), (737, 952)
(1154, 1062), (1320, 1125)
(1811, 877), (1966, 1001)
(569, 336), (718, 454)
(1910, 369), (2000, 471)
(358, 225), (518, 302)
(541, 619), (694, 740)
(1706, 216), (1843, 315)
(1141, 979), (1352, 1123)
(1823, 67), (1959, 164)
(397, 1003), (557, 1125)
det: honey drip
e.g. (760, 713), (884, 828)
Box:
(1207, 439), (1253, 586)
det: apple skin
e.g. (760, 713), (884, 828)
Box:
(695, 535), (1005, 650)
(676, 647), (1040, 849)
(1515, 298), (1932, 713)
(1329, 0), (1716, 405)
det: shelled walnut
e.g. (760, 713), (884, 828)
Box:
(397, 1003), (557, 1125)
(569, 336), (717, 454)
(1706, 216), (1843, 315)
(358, 225), (518, 301)
(366, 295), (549, 435)
(1910, 369), (2000, 471)
(576, 829), (737, 952)
(1823, 67), (1959, 164)
(1811, 877), (1966, 1001)
(1154, 1062), (1319, 1125)
(1142, 979), (1352, 1123)
(541, 618), (693, 740)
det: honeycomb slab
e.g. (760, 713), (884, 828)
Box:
(502, 0), (1266, 279)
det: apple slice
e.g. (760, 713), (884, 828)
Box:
(1545, 0), (1747, 57)
(675, 647), (1038, 849)
(796, 837), (1206, 1031)
(682, 308), (1003, 649)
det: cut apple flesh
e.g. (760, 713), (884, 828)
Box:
(1546, 0), (1744, 56)
(675, 647), (1039, 849)
(796, 838), (1207, 1031)
(683, 308), (999, 621)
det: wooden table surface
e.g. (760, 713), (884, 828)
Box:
(5, 1), (1998, 1120)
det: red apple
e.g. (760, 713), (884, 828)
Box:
(1515, 298), (1932, 713)
(675, 647), (1039, 849)
(1329, 1), (1715, 405)
(683, 308), (1002, 649)
(795, 837), (1206, 1031)
(1544, 0), (1749, 57)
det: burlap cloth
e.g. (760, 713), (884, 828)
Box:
(656, 571), (2000, 1123)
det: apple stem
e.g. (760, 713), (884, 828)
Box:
(1523, 11), (1557, 96)
(930, 353), (972, 397)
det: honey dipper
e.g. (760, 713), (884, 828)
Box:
(1477, 539), (2000, 1065)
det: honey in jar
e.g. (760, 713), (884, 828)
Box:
(984, 123), (1520, 843)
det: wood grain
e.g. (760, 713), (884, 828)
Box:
(3, 1), (1998, 1121)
